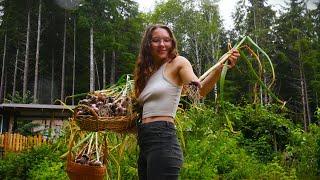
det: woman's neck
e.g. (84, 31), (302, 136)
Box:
(153, 58), (169, 68)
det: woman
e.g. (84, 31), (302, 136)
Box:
(134, 24), (240, 180)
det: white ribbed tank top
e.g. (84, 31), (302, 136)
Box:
(138, 63), (182, 119)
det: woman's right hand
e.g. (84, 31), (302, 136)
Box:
(189, 80), (202, 89)
(227, 48), (240, 68)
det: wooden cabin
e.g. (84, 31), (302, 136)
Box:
(0, 103), (74, 134)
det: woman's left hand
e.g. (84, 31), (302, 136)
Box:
(227, 48), (240, 68)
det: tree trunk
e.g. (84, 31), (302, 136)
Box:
(72, 16), (76, 105)
(299, 55), (307, 131)
(23, 9), (31, 100)
(89, 26), (95, 92)
(102, 50), (106, 88)
(51, 49), (55, 104)
(303, 69), (311, 125)
(61, 11), (66, 101)
(110, 50), (115, 84)
(212, 33), (220, 103)
(195, 37), (201, 76)
(33, 0), (42, 103)
(0, 32), (7, 103)
(95, 57), (100, 90)
(12, 48), (19, 98)
(3, 71), (7, 101)
(8, 112), (14, 133)
(297, 42), (311, 130)
(263, 71), (269, 104)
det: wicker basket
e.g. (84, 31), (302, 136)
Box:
(66, 160), (106, 180)
(74, 105), (138, 132)
(66, 132), (109, 180)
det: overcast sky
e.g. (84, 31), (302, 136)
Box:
(133, 0), (318, 30)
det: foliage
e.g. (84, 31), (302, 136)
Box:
(2, 103), (320, 179)
(28, 161), (67, 180)
(4, 91), (33, 104)
(316, 107), (320, 121)
(285, 124), (320, 178)
(177, 104), (299, 179)
(16, 121), (41, 136)
(272, 0), (318, 125)
(106, 133), (138, 179)
(0, 143), (67, 180)
(228, 103), (294, 162)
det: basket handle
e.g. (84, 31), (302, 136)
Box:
(74, 104), (99, 119)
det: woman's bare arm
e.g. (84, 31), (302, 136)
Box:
(178, 49), (240, 98)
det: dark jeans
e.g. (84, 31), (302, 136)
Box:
(137, 121), (183, 180)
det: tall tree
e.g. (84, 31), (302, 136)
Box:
(72, 15), (76, 105)
(275, 0), (313, 129)
(77, 0), (97, 92)
(23, 5), (31, 101)
(61, 11), (67, 100)
(102, 50), (106, 88)
(308, 2), (320, 108)
(51, 49), (55, 104)
(12, 48), (19, 98)
(0, 31), (6, 103)
(110, 48), (115, 84)
(89, 26), (94, 91)
(33, 0), (42, 103)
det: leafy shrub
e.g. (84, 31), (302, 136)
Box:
(178, 105), (298, 179)
(1, 103), (319, 179)
(28, 161), (67, 179)
(177, 104), (226, 137)
(98, 133), (138, 180)
(4, 91), (33, 104)
(16, 121), (42, 136)
(258, 162), (297, 179)
(316, 107), (320, 121)
(181, 128), (263, 179)
(285, 124), (320, 178)
(0, 141), (67, 179)
(225, 103), (294, 162)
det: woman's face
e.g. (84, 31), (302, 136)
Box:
(150, 28), (173, 63)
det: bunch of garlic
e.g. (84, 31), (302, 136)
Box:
(77, 92), (131, 117)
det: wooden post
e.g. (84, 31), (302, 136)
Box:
(23, 136), (27, 150)
(27, 136), (31, 149)
(8, 112), (14, 133)
(38, 134), (42, 145)
(13, 133), (16, 151)
(8, 133), (12, 151)
(18, 134), (22, 151)
(16, 134), (20, 151)
(3, 133), (8, 151)
(0, 134), (3, 147)
(0, 115), (3, 133)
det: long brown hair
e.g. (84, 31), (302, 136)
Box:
(134, 24), (179, 97)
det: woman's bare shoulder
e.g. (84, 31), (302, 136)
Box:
(171, 56), (191, 67)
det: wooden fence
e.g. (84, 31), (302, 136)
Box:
(0, 133), (47, 152)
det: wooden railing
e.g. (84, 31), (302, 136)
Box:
(0, 133), (47, 152)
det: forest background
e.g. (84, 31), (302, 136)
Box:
(1, 0), (320, 179)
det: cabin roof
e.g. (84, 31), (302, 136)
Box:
(0, 103), (75, 120)
(0, 103), (74, 111)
